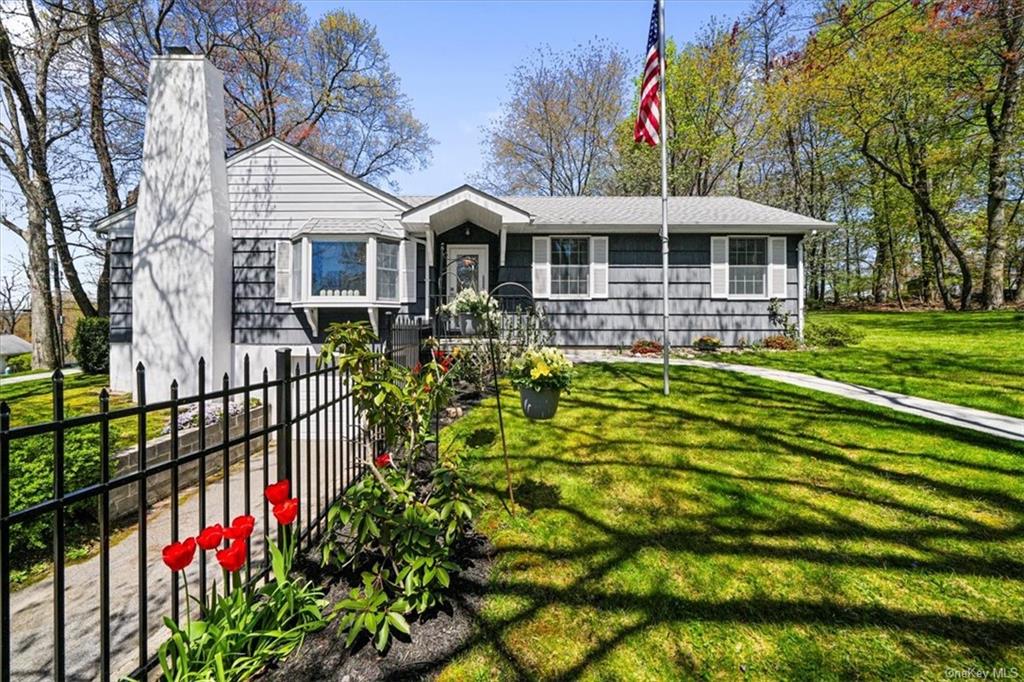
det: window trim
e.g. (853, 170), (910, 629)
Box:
(289, 235), (402, 308)
(725, 235), (770, 301)
(548, 235), (592, 300)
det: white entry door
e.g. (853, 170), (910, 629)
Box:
(446, 244), (489, 297)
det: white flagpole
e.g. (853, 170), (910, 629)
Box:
(658, 0), (670, 396)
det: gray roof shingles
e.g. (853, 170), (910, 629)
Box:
(399, 195), (832, 228)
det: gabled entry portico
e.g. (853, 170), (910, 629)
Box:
(401, 185), (534, 317)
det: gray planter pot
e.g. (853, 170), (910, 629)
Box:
(457, 313), (480, 336)
(518, 386), (560, 420)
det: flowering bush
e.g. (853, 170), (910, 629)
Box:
(630, 338), (663, 356)
(762, 334), (799, 351)
(319, 321), (476, 651)
(507, 347), (574, 392)
(694, 335), (721, 352)
(157, 480), (325, 680)
(438, 288), (499, 323)
(162, 399), (259, 435)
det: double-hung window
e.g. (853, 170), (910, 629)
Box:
(728, 237), (767, 297)
(550, 237), (590, 297)
(376, 240), (400, 300)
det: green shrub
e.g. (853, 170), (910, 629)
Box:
(8, 425), (105, 556)
(7, 352), (31, 373)
(72, 317), (109, 373)
(630, 339), (662, 356)
(319, 322), (475, 652)
(804, 321), (865, 348)
(762, 334), (799, 351)
(693, 336), (721, 352)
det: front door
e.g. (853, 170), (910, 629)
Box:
(446, 244), (489, 298)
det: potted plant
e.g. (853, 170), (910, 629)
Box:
(439, 289), (499, 336)
(508, 347), (574, 420)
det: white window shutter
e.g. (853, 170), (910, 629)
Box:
(399, 240), (417, 303)
(590, 236), (608, 299)
(710, 236), (728, 298)
(291, 241), (303, 300)
(532, 236), (550, 299)
(275, 240), (291, 302)
(769, 237), (788, 297)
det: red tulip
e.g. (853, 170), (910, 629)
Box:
(423, 385), (432, 393)
(216, 539), (247, 573)
(374, 452), (392, 468)
(223, 514), (255, 541)
(162, 537), (196, 572)
(273, 498), (299, 526)
(412, 362), (422, 375)
(265, 480), (290, 506)
(195, 524), (224, 551)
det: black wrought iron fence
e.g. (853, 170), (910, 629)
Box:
(0, 333), (430, 681)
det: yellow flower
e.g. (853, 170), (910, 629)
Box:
(531, 361), (551, 380)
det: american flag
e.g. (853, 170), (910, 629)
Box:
(634, 0), (662, 146)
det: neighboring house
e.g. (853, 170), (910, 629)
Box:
(95, 52), (833, 400)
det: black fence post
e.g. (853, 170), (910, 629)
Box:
(98, 388), (112, 680)
(52, 369), (66, 679)
(135, 362), (148, 670)
(0, 401), (10, 682)
(275, 349), (293, 545)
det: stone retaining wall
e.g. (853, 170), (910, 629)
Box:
(109, 410), (267, 521)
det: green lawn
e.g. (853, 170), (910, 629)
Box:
(0, 372), (164, 439)
(439, 364), (1024, 680)
(0, 373), (166, 586)
(710, 310), (1024, 419)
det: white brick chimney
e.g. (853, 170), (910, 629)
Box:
(131, 51), (232, 401)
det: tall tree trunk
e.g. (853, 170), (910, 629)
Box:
(922, 214), (953, 310)
(888, 221), (905, 310)
(980, 0), (1024, 309)
(26, 205), (56, 369)
(85, 0), (121, 317)
(916, 214), (934, 304)
(0, 14), (97, 318)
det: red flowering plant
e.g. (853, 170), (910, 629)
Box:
(156, 481), (325, 680)
(319, 322), (476, 651)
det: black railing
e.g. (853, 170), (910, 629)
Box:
(0, 338), (410, 681)
(380, 313), (432, 368)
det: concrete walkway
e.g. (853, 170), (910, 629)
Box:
(568, 351), (1024, 443)
(0, 366), (80, 387)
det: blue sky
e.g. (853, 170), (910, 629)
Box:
(1, 1), (749, 283)
(304, 0), (749, 194)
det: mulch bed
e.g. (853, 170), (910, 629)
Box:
(261, 533), (494, 682)
(261, 382), (498, 681)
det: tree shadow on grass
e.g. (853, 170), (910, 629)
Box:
(419, 362), (1024, 678)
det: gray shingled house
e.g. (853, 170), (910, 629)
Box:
(95, 53), (832, 399)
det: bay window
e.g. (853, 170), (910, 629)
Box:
(311, 240), (366, 296)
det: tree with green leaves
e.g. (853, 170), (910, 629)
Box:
(476, 40), (627, 196)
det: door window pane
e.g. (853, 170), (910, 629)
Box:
(311, 241), (366, 296)
(454, 254), (480, 292)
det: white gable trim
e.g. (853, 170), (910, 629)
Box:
(226, 138), (411, 212)
(401, 185), (533, 231)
